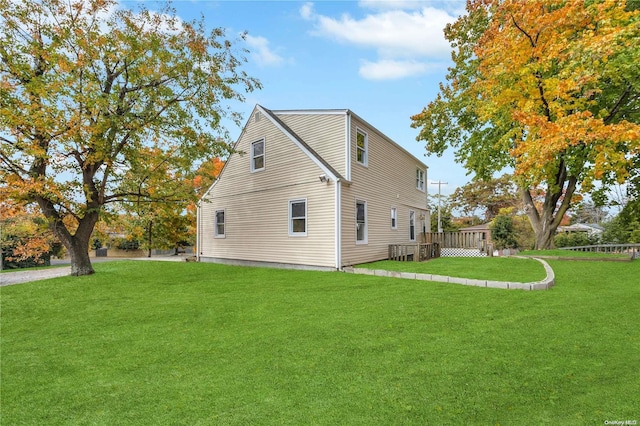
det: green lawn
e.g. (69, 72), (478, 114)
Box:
(358, 257), (547, 282)
(520, 249), (632, 259)
(1, 260), (639, 425)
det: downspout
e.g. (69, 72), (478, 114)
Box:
(425, 165), (429, 232)
(339, 111), (351, 269)
(345, 112), (351, 181)
(196, 202), (201, 262)
(335, 179), (342, 270)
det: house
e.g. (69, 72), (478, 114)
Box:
(196, 105), (430, 270)
(458, 223), (492, 244)
(557, 223), (604, 237)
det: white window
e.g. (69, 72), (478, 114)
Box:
(251, 139), (265, 172)
(356, 200), (367, 243)
(215, 210), (225, 238)
(289, 199), (307, 236)
(356, 129), (368, 166)
(409, 210), (416, 241)
(416, 168), (425, 191)
(391, 207), (397, 230)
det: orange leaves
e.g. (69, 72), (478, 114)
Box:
(469, 0), (640, 186)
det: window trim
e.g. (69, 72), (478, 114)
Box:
(214, 209), (225, 238)
(391, 207), (397, 230)
(355, 128), (368, 167)
(251, 139), (265, 172)
(289, 198), (307, 237)
(409, 210), (416, 242)
(356, 199), (368, 244)
(416, 168), (425, 191)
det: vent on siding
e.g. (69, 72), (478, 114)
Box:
(255, 111), (261, 122)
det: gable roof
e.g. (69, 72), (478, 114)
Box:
(272, 108), (428, 170)
(257, 105), (347, 182)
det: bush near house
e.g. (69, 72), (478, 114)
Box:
(554, 232), (599, 248)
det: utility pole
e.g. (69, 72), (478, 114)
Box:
(430, 180), (448, 233)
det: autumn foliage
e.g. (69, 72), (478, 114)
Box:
(0, 0), (258, 274)
(412, 0), (640, 249)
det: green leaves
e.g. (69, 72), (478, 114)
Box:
(412, 0), (640, 248)
(1, 0), (260, 273)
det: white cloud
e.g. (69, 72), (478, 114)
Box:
(314, 8), (452, 58)
(301, 2), (457, 80)
(245, 34), (284, 67)
(300, 2), (314, 20)
(358, 0), (427, 10)
(359, 59), (443, 80)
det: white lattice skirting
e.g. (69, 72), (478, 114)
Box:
(441, 248), (488, 257)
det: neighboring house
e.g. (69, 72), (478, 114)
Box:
(557, 223), (604, 237)
(459, 223), (492, 244)
(196, 105), (430, 270)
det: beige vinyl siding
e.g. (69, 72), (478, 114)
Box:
(199, 109), (336, 268)
(275, 113), (347, 177)
(340, 115), (429, 267)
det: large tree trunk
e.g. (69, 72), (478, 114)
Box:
(36, 196), (98, 276)
(57, 216), (97, 276)
(67, 236), (95, 276)
(520, 173), (577, 250)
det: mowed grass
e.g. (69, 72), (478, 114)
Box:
(359, 257), (547, 282)
(1, 260), (639, 425)
(520, 249), (632, 259)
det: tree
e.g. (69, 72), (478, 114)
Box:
(119, 155), (224, 256)
(490, 214), (518, 250)
(0, 196), (62, 268)
(570, 199), (609, 224)
(602, 196), (640, 243)
(427, 193), (456, 232)
(0, 0), (259, 275)
(449, 174), (521, 221)
(411, 0), (640, 249)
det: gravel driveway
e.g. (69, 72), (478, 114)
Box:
(0, 267), (73, 286)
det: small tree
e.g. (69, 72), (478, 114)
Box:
(449, 174), (521, 221)
(491, 214), (518, 250)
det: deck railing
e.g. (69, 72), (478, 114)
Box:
(388, 243), (440, 262)
(424, 231), (493, 256)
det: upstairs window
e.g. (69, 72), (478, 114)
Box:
(289, 199), (307, 236)
(251, 139), (265, 172)
(356, 129), (368, 166)
(416, 168), (425, 191)
(215, 210), (225, 238)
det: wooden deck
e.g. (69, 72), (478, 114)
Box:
(388, 243), (440, 262)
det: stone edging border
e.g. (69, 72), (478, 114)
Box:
(343, 256), (555, 291)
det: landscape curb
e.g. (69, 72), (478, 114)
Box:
(343, 257), (555, 291)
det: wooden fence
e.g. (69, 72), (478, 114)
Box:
(424, 231), (493, 254)
(388, 243), (441, 262)
(560, 244), (640, 258)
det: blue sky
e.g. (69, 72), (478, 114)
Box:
(125, 0), (470, 196)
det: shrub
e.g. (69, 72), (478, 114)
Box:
(490, 215), (518, 249)
(554, 232), (599, 248)
(111, 238), (140, 251)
